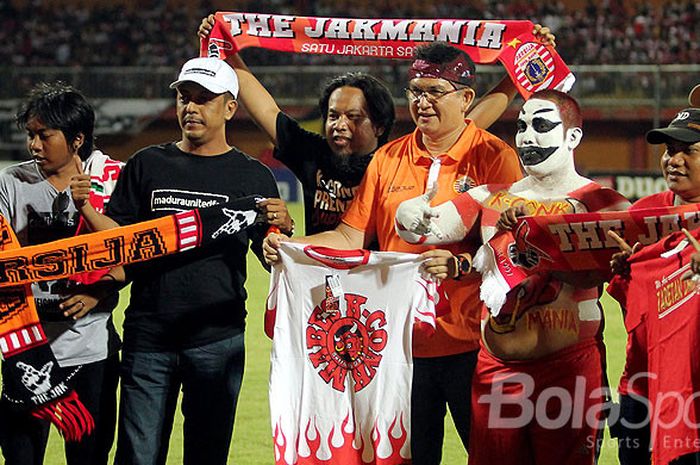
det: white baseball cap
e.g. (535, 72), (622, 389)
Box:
(169, 57), (239, 98)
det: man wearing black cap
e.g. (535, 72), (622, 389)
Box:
(264, 43), (521, 464)
(73, 57), (293, 465)
(610, 108), (700, 465)
(646, 108), (700, 205)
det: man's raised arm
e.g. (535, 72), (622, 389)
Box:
(199, 14), (282, 144)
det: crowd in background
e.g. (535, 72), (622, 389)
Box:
(1, 0), (699, 68)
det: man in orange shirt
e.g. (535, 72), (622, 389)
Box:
(265, 42), (521, 464)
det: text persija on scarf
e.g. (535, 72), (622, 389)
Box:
(474, 204), (700, 315)
(0, 196), (263, 440)
(200, 12), (575, 98)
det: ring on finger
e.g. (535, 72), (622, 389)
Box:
(77, 300), (85, 309)
(273, 212), (278, 219)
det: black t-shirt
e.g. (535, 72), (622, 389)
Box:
(274, 112), (368, 235)
(106, 143), (279, 351)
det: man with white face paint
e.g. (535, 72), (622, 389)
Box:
(394, 90), (630, 465)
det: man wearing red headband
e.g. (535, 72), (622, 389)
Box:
(265, 42), (521, 464)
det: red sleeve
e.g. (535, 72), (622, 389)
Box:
(607, 275), (629, 309)
(451, 192), (482, 233)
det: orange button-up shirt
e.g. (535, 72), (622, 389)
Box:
(342, 121), (522, 357)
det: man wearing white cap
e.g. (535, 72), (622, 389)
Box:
(73, 57), (293, 465)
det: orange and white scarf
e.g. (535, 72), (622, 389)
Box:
(0, 195), (263, 440)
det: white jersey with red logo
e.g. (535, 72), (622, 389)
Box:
(266, 242), (437, 465)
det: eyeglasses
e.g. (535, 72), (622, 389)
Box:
(404, 85), (464, 104)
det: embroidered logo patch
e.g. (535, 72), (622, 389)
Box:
(207, 39), (234, 59)
(17, 361), (53, 395)
(507, 221), (553, 269)
(211, 208), (258, 240)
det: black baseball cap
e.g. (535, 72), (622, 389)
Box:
(646, 108), (700, 144)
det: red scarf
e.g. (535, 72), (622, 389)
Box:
(475, 204), (700, 314)
(72, 150), (124, 285)
(200, 12), (574, 98)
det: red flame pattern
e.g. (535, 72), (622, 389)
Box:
(273, 413), (410, 465)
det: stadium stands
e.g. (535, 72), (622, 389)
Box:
(1, 0), (699, 67)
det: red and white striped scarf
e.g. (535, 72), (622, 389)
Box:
(71, 150), (124, 285)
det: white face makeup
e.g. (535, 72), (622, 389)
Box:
(515, 99), (566, 167)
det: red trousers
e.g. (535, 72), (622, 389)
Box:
(469, 339), (606, 465)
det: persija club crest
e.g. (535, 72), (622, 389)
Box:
(306, 291), (388, 393)
(513, 42), (554, 92)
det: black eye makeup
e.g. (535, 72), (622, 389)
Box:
(532, 118), (562, 133)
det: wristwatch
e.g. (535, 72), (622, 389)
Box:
(454, 254), (472, 280)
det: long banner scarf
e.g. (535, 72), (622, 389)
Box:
(474, 204), (700, 314)
(0, 195), (263, 440)
(200, 12), (575, 98)
(18, 150), (125, 437)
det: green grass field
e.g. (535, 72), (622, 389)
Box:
(2, 202), (629, 464)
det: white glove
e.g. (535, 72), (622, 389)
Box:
(395, 188), (443, 243)
(395, 189), (468, 245)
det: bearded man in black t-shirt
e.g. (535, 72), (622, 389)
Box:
(275, 73), (394, 234)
